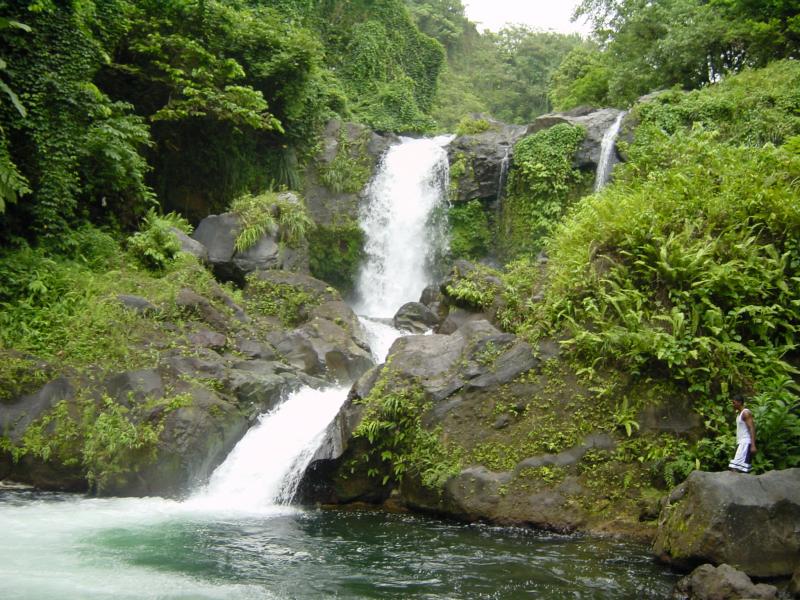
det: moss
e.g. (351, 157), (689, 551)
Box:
(455, 117), (492, 136)
(499, 124), (589, 260)
(447, 199), (492, 260)
(243, 273), (325, 327)
(448, 152), (473, 202)
(318, 129), (373, 194)
(308, 218), (365, 291)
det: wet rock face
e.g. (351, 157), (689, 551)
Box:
(671, 564), (778, 600)
(526, 107), (626, 171)
(447, 123), (527, 204)
(653, 468), (800, 577)
(392, 302), (440, 333)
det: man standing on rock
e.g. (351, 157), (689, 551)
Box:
(728, 394), (757, 473)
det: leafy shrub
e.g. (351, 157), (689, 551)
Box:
(444, 262), (502, 310)
(308, 219), (365, 291)
(230, 191), (312, 252)
(127, 209), (191, 271)
(447, 199), (491, 260)
(454, 117), (491, 136)
(499, 124), (589, 259)
(318, 129), (372, 194)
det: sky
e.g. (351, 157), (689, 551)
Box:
(462, 0), (592, 36)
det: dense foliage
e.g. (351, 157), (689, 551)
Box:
(555, 0), (800, 107)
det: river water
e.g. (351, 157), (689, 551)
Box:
(0, 488), (676, 599)
(0, 135), (678, 599)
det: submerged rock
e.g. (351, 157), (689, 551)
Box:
(672, 563), (778, 600)
(653, 468), (800, 577)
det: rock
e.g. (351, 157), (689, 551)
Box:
(304, 120), (398, 226)
(192, 212), (279, 283)
(170, 227), (208, 263)
(393, 301), (440, 333)
(437, 307), (489, 335)
(653, 469), (800, 577)
(235, 338), (277, 361)
(175, 289), (230, 332)
(268, 317), (373, 383)
(187, 329), (228, 352)
(117, 294), (157, 316)
(447, 124), (527, 203)
(191, 199), (310, 284)
(525, 108), (626, 171)
(0, 378), (75, 443)
(419, 284), (443, 307)
(672, 564), (778, 600)
(104, 369), (164, 406)
(789, 564), (800, 597)
(112, 387), (247, 497)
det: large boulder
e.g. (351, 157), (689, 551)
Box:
(393, 301), (440, 333)
(447, 122), (527, 204)
(653, 469), (800, 577)
(671, 564), (778, 600)
(526, 107), (626, 171)
(191, 192), (309, 284)
(267, 301), (373, 383)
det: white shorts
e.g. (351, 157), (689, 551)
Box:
(728, 442), (752, 473)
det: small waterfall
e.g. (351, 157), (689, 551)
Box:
(353, 135), (454, 318)
(188, 386), (350, 511)
(594, 111), (626, 192)
(496, 146), (510, 201)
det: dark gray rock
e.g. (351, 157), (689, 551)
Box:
(525, 107), (626, 171)
(393, 301), (440, 333)
(437, 307), (489, 335)
(170, 227), (208, 263)
(188, 330), (228, 352)
(447, 124), (527, 203)
(513, 433), (615, 474)
(0, 378), (74, 443)
(653, 468), (800, 577)
(192, 202), (309, 284)
(235, 338), (277, 361)
(176, 288), (230, 332)
(105, 369), (164, 406)
(419, 284), (443, 307)
(672, 564), (778, 600)
(117, 294), (157, 316)
(304, 120), (397, 226)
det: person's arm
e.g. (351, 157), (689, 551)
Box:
(743, 409), (757, 453)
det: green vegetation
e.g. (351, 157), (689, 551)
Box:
(244, 273), (326, 327)
(499, 124), (589, 259)
(494, 63), (800, 476)
(230, 191), (313, 252)
(128, 210), (192, 271)
(318, 129), (373, 194)
(352, 367), (461, 490)
(7, 391), (192, 493)
(447, 200), (492, 260)
(308, 219), (365, 292)
(454, 117), (491, 136)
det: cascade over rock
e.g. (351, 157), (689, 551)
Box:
(653, 468), (800, 577)
(304, 120), (398, 226)
(526, 107), (626, 171)
(447, 121), (527, 204)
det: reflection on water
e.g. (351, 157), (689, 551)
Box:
(0, 490), (677, 599)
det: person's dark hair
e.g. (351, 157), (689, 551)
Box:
(731, 392), (746, 403)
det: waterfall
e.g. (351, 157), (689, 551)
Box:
(353, 135), (454, 318)
(594, 111), (626, 192)
(496, 146), (510, 202)
(188, 386), (350, 510)
(188, 136), (454, 511)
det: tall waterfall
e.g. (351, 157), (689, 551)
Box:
(353, 135), (454, 318)
(594, 111), (626, 192)
(190, 135), (454, 510)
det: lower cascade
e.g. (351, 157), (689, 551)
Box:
(187, 386), (351, 512)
